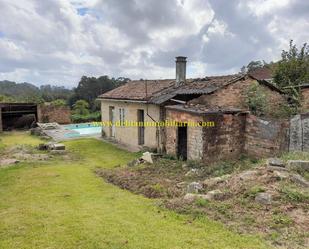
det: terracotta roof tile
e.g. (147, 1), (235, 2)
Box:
(248, 67), (273, 80)
(98, 79), (175, 101)
(98, 72), (281, 102)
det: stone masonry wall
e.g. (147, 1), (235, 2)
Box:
(38, 105), (71, 124)
(245, 115), (289, 158)
(202, 113), (246, 162)
(189, 78), (286, 117)
(165, 109), (204, 160)
(166, 110), (289, 162)
(166, 109), (247, 162)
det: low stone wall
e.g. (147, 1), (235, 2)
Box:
(245, 115), (289, 158)
(38, 105), (71, 124)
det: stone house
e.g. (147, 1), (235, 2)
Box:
(98, 57), (288, 160)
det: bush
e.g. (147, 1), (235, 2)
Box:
(195, 198), (209, 207)
(71, 111), (101, 123)
(246, 82), (295, 118)
(246, 82), (268, 116)
(73, 99), (90, 115)
(51, 99), (67, 107)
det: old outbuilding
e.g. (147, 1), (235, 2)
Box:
(99, 57), (289, 161)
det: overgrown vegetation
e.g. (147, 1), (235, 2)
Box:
(273, 40), (309, 109)
(246, 81), (295, 117)
(98, 153), (309, 249)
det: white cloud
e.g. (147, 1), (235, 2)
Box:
(0, 0), (308, 87)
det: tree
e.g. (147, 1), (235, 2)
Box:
(69, 76), (129, 111)
(274, 40), (309, 88)
(73, 100), (90, 115)
(241, 60), (267, 73)
(40, 85), (73, 102)
(273, 40), (309, 107)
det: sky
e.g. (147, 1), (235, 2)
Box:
(0, 0), (308, 88)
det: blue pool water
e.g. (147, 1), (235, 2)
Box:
(64, 123), (101, 137)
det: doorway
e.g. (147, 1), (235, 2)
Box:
(177, 124), (187, 160)
(109, 106), (115, 137)
(137, 109), (145, 145)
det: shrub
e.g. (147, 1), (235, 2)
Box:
(71, 111), (101, 123)
(271, 213), (293, 228)
(246, 82), (268, 116)
(51, 99), (67, 107)
(195, 198), (209, 207)
(246, 82), (295, 118)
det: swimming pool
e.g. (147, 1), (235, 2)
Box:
(64, 123), (101, 137)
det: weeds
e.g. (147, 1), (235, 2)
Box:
(244, 186), (265, 199)
(280, 186), (309, 203)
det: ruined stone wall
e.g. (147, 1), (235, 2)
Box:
(166, 109), (247, 161)
(245, 115), (289, 158)
(38, 105), (71, 124)
(189, 78), (286, 116)
(165, 109), (204, 160)
(202, 113), (246, 162)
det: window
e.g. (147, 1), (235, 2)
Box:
(119, 108), (125, 126)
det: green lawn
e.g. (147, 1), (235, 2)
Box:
(0, 132), (271, 249)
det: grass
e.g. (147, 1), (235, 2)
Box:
(0, 132), (271, 249)
(280, 185), (309, 203)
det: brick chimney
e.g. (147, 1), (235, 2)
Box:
(175, 56), (187, 87)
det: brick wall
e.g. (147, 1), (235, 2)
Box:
(244, 115), (289, 158)
(38, 105), (71, 124)
(189, 78), (286, 116)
